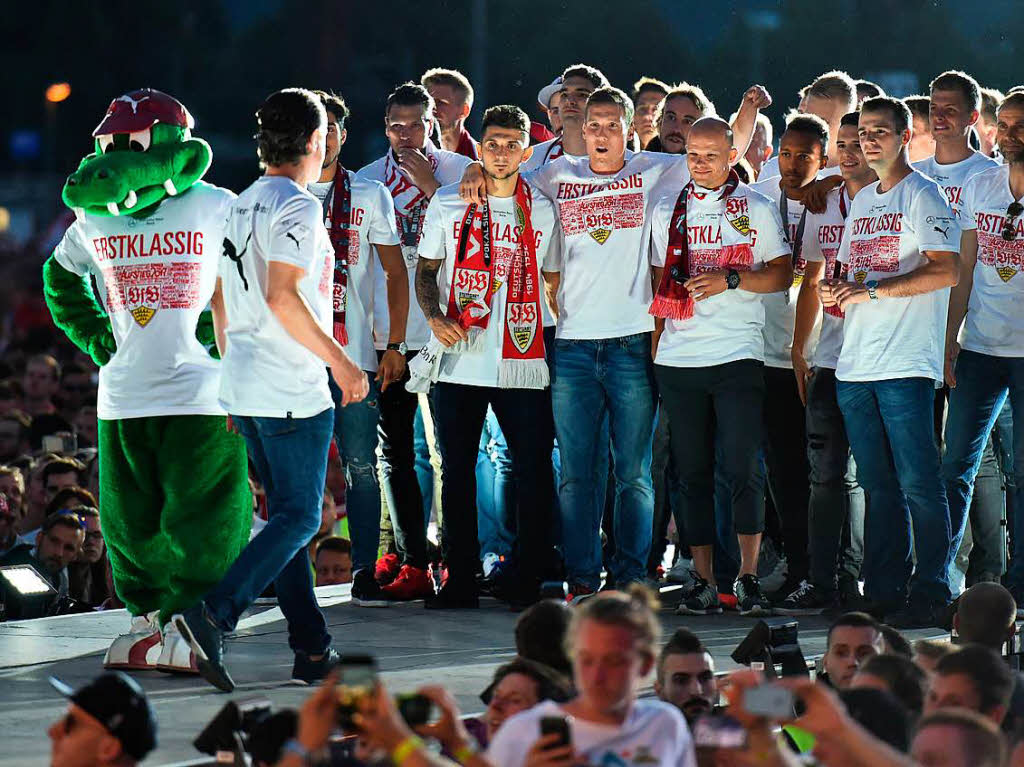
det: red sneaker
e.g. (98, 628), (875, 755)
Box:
(567, 581), (596, 603)
(374, 553), (401, 585)
(380, 565), (436, 601)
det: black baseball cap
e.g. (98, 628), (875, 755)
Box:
(50, 672), (157, 760)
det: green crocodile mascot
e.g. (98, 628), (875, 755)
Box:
(43, 88), (252, 673)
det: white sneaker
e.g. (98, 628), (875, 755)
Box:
(103, 611), (161, 670)
(666, 558), (695, 585)
(157, 621), (199, 674)
(482, 552), (504, 579)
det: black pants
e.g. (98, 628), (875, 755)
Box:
(648, 402), (685, 573)
(433, 381), (558, 583)
(806, 367), (864, 591)
(763, 366), (812, 583)
(655, 359), (766, 545)
(377, 350), (430, 568)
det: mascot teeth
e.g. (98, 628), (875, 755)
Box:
(164, 179), (178, 196)
(107, 202), (120, 216)
(124, 190), (138, 209)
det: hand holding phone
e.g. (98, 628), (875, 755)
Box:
(743, 684), (796, 720)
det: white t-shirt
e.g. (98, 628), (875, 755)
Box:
(308, 171), (400, 372)
(521, 137), (568, 173)
(835, 170), (960, 383)
(527, 151), (690, 340)
(52, 181), (233, 419)
(651, 182), (791, 368)
(913, 151), (1000, 218)
(750, 178), (820, 368)
(357, 141), (472, 350)
(218, 175), (334, 418)
(417, 183), (561, 387)
(801, 185), (852, 370)
(959, 164), (1024, 357)
(486, 700), (696, 767)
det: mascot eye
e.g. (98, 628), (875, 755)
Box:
(97, 134), (115, 153)
(128, 128), (151, 152)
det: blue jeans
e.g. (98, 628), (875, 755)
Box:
(329, 375), (382, 572)
(837, 378), (952, 608)
(552, 332), (657, 588)
(476, 407), (515, 557)
(942, 350), (1024, 589)
(203, 408), (333, 656)
(413, 405), (434, 526)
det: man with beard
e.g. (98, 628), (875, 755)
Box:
(654, 628), (719, 723)
(422, 68), (478, 160)
(647, 83), (770, 157)
(1, 510), (84, 616)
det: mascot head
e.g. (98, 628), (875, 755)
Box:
(62, 88), (212, 218)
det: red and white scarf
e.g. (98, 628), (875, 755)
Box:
(408, 178), (548, 391)
(650, 170), (753, 321)
(324, 161), (352, 344)
(824, 185), (850, 319)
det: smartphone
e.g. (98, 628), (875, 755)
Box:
(396, 693), (433, 728)
(691, 714), (748, 749)
(336, 654), (377, 729)
(540, 716), (571, 749)
(743, 684), (796, 719)
(42, 432), (77, 456)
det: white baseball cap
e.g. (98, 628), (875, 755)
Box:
(537, 77), (563, 109)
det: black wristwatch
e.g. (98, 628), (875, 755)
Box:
(386, 342), (408, 354)
(726, 269), (741, 290)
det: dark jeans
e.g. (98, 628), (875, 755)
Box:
(377, 350), (430, 568)
(329, 374), (382, 572)
(806, 368), (865, 592)
(763, 366), (812, 583)
(552, 333), (658, 588)
(648, 404), (684, 573)
(942, 350), (1024, 589)
(433, 382), (557, 583)
(837, 377), (952, 608)
(204, 408), (333, 656)
(655, 359), (766, 546)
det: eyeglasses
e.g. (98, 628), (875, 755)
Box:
(1002, 201), (1023, 241)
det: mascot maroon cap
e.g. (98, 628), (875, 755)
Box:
(93, 88), (194, 136)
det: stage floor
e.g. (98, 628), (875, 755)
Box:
(0, 585), (945, 765)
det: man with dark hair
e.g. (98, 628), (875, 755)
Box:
(652, 117), (791, 615)
(783, 111), (875, 614)
(648, 83), (770, 157)
(357, 82), (472, 603)
(913, 708), (1007, 767)
(22, 354), (60, 417)
(954, 581), (1017, 649)
(751, 113), (830, 605)
(977, 87), (1004, 158)
(307, 89), (412, 602)
(175, 88), (368, 692)
(421, 68), (478, 159)
(821, 612), (884, 688)
(904, 95), (936, 163)
(821, 95), (961, 628)
(856, 79), (886, 106)
(1, 511), (84, 616)
(314, 536), (353, 586)
(522, 64), (610, 171)
(59, 361), (94, 419)
(514, 599), (573, 677)
(632, 77), (669, 149)
(852, 652), (927, 715)
(0, 412), (29, 462)
(942, 92), (1024, 604)
(411, 104), (561, 608)
(654, 628), (718, 722)
(42, 457), (83, 503)
(927, 644), (1014, 724)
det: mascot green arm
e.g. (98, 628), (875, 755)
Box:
(42, 255), (118, 366)
(195, 310), (220, 359)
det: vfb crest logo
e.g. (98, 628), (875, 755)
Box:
(506, 302), (537, 353)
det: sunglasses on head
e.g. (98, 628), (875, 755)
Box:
(1002, 201), (1023, 241)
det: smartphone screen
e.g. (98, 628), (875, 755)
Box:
(336, 655), (377, 729)
(692, 714), (748, 749)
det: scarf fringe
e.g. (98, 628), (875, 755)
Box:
(498, 358), (550, 390)
(333, 322), (349, 346)
(720, 243), (754, 268)
(446, 326), (487, 355)
(649, 293), (695, 321)
(823, 304), (845, 318)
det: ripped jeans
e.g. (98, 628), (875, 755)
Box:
(329, 373), (382, 572)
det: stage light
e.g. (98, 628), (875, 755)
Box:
(731, 617), (808, 678)
(45, 82), (71, 104)
(0, 564), (58, 621)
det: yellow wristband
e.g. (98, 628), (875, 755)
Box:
(454, 742), (478, 763)
(392, 735), (424, 765)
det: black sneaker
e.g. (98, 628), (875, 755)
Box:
(351, 568), (389, 608)
(768, 572), (805, 604)
(292, 647), (340, 685)
(676, 575), (723, 615)
(425, 578), (479, 609)
(886, 602), (947, 630)
(774, 581), (836, 615)
(734, 574), (773, 616)
(172, 603), (234, 692)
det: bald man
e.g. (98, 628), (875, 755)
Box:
(651, 116), (792, 615)
(954, 582), (1017, 650)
